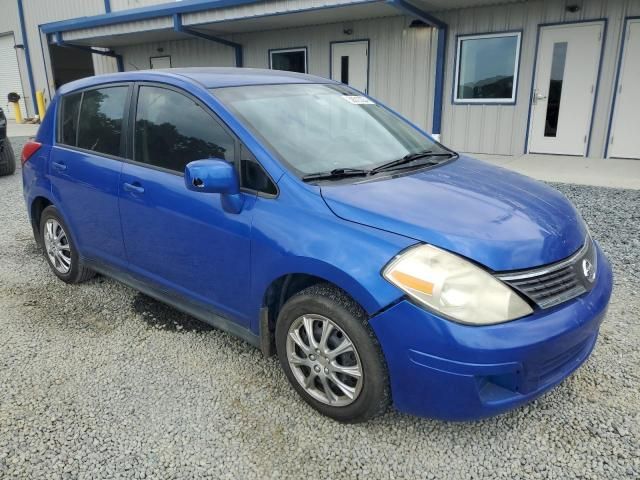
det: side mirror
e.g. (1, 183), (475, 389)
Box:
(185, 159), (239, 195)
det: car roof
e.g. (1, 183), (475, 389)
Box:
(57, 67), (336, 95)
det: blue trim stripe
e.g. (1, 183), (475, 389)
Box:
(432, 27), (446, 134)
(41, 0), (265, 34)
(16, 0), (37, 114)
(385, 0), (445, 29)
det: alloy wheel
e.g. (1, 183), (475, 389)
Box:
(44, 219), (72, 274)
(286, 313), (363, 406)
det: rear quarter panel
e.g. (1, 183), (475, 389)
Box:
(23, 97), (57, 234)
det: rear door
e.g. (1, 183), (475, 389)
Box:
(118, 83), (255, 326)
(49, 84), (130, 266)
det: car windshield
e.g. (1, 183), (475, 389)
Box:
(212, 83), (452, 176)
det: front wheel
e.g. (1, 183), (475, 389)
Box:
(275, 284), (390, 423)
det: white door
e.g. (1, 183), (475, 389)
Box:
(528, 23), (603, 155)
(0, 33), (25, 120)
(609, 20), (640, 159)
(331, 41), (368, 94)
(150, 56), (171, 69)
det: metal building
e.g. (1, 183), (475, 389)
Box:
(1, 0), (639, 159)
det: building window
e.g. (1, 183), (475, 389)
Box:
(454, 32), (521, 104)
(269, 48), (307, 73)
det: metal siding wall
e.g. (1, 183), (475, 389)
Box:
(439, 0), (640, 157)
(113, 15), (435, 131)
(118, 36), (235, 71)
(184, 0), (371, 26)
(110, 0), (176, 11)
(21, 0), (106, 108)
(0, 1), (31, 117)
(63, 17), (174, 41)
(239, 15), (436, 131)
(92, 50), (119, 75)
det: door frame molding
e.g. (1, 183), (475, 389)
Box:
(604, 16), (640, 159)
(523, 19), (607, 156)
(329, 39), (370, 94)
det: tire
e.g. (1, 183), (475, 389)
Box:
(275, 283), (390, 423)
(39, 205), (95, 284)
(0, 140), (16, 176)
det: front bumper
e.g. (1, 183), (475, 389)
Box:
(369, 243), (613, 421)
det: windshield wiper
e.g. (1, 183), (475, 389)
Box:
(370, 150), (457, 174)
(301, 168), (370, 182)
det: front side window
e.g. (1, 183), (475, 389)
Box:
(134, 86), (235, 172)
(59, 92), (82, 146)
(240, 144), (277, 195)
(212, 83), (450, 176)
(454, 32), (521, 103)
(77, 87), (128, 156)
(269, 48), (307, 73)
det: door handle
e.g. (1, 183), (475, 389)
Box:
(532, 90), (548, 105)
(51, 161), (67, 172)
(123, 182), (145, 194)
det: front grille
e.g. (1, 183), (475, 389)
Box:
(496, 237), (597, 309)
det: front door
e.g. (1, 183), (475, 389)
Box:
(528, 22), (603, 155)
(608, 19), (640, 159)
(331, 41), (369, 94)
(118, 84), (255, 326)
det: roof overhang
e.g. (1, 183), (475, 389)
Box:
(57, 0), (400, 48)
(43, 0), (526, 48)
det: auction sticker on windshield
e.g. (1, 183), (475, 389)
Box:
(342, 95), (375, 105)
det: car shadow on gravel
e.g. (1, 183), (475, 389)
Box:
(132, 293), (215, 332)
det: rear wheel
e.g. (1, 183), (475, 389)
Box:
(0, 140), (16, 176)
(275, 284), (390, 423)
(40, 206), (95, 283)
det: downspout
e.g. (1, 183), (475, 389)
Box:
(54, 32), (124, 73)
(173, 14), (243, 67)
(386, 0), (447, 140)
(16, 0), (38, 115)
(104, 0), (111, 14)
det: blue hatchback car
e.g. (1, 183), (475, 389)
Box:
(22, 68), (612, 423)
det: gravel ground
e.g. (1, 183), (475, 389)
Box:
(1, 136), (638, 479)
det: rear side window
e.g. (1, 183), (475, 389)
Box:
(59, 92), (82, 146)
(76, 87), (128, 156)
(134, 86), (235, 172)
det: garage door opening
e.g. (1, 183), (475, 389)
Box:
(49, 44), (95, 89)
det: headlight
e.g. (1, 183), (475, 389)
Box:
(383, 244), (533, 325)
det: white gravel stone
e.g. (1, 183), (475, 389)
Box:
(0, 137), (638, 479)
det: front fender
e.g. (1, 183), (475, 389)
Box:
(249, 175), (414, 333)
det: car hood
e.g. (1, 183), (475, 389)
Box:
(320, 156), (586, 271)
